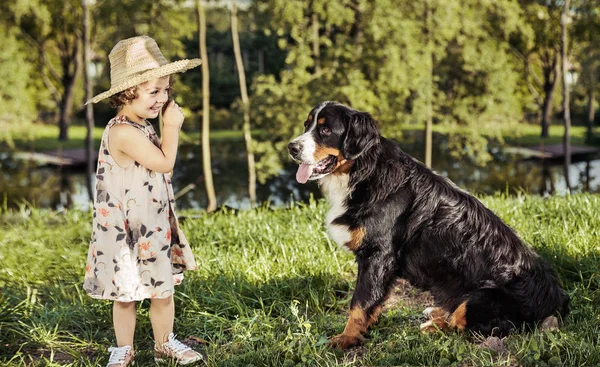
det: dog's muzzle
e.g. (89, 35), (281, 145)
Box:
(288, 141), (302, 161)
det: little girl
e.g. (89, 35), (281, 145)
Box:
(83, 36), (203, 366)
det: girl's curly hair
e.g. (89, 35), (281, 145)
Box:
(109, 76), (176, 109)
(109, 86), (139, 108)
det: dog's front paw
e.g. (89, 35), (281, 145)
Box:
(328, 333), (365, 349)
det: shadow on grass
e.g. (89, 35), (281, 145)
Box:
(1, 239), (598, 366)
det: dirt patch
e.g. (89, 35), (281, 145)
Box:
(18, 346), (98, 366)
(383, 279), (434, 311)
(21, 349), (75, 365)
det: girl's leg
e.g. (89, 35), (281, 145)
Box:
(150, 295), (175, 344)
(113, 301), (137, 347)
(151, 296), (203, 363)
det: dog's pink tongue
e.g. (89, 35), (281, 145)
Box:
(296, 163), (314, 184)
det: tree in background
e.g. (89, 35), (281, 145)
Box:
(250, 0), (530, 181)
(424, 0), (433, 168)
(197, 0), (217, 212)
(572, 0), (600, 141)
(231, 0), (257, 205)
(5, 0), (83, 141)
(82, 0), (95, 200)
(516, 0), (563, 138)
(0, 24), (37, 146)
(561, 0), (572, 192)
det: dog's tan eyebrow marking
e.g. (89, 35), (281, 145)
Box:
(318, 118), (326, 124)
(307, 115), (313, 122)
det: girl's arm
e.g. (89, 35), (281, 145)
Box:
(110, 101), (184, 173)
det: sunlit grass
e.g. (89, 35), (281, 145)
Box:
(1, 195), (599, 366)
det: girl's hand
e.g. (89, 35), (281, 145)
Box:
(162, 100), (184, 129)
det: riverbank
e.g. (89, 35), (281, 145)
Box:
(4, 121), (599, 153)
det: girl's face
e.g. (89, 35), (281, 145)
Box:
(120, 76), (170, 123)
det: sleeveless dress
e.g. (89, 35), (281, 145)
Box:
(83, 115), (197, 301)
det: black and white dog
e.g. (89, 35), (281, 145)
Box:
(288, 101), (568, 349)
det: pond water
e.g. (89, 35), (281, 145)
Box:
(2, 131), (599, 211)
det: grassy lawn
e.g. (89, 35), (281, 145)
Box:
(1, 195), (599, 366)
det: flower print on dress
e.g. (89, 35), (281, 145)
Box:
(83, 116), (197, 302)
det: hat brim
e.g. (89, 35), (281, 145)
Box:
(85, 59), (202, 105)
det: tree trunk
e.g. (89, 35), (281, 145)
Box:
(540, 58), (559, 139)
(424, 0), (433, 168)
(231, 1), (257, 205)
(561, 0), (571, 193)
(587, 70), (595, 141)
(586, 20), (596, 142)
(197, 0), (217, 212)
(58, 55), (80, 141)
(258, 49), (265, 74)
(83, 0), (95, 201)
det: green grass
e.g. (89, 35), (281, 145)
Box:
(8, 125), (106, 151)
(1, 195), (599, 366)
(5, 124), (265, 152)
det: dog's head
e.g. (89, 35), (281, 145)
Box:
(288, 101), (380, 183)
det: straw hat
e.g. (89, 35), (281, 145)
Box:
(85, 36), (202, 105)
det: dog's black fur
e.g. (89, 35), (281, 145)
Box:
(288, 102), (568, 349)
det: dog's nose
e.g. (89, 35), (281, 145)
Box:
(288, 142), (301, 157)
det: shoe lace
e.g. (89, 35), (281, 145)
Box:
(108, 346), (131, 365)
(164, 333), (192, 355)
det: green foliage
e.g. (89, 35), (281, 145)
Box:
(249, 0), (534, 179)
(0, 0), (599, 179)
(0, 25), (37, 147)
(1, 195), (600, 366)
(571, 0), (600, 121)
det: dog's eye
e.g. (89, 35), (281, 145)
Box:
(303, 120), (310, 129)
(320, 126), (331, 136)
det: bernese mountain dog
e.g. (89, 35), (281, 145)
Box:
(288, 101), (569, 349)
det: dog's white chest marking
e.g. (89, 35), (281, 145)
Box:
(320, 174), (352, 248)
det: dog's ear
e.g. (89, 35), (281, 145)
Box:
(342, 111), (380, 160)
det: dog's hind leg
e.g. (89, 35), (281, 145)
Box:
(420, 307), (450, 333)
(419, 304), (468, 333)
(420, 290), (522, 336)
(455, 289), (523, 337)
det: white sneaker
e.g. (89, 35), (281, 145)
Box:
(106, 345), (134, 367)
(154, 333), (204, 365)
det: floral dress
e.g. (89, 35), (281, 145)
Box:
(83, 115), (197, 302)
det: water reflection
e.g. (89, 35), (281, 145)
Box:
(1, 131), (599, 210)
(0, 153), (88, 210)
